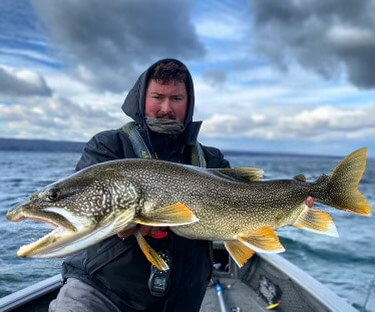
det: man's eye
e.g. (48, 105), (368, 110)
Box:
(153, 96), (162, 100)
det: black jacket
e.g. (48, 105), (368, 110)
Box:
(62, 59), (230, 312)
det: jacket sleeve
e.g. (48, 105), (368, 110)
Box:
(218, 151), (230, 168)
(202, 145), (231, 169)
(75, 130), (124, 172)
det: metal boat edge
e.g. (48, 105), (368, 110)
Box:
(0, 249), (358, 312)
(257, 253), (357, 312)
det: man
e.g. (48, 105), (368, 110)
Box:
(49, 59), (230, 312)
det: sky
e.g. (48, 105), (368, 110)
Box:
(0, 0), (375, 157)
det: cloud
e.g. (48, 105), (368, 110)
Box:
(0, 66), (52, 97)
(195, 4), (249, 41)
(202, 69), (227, 86)
(253, 0), (375, 89)
(0, 0), (41, 38)
(31, 0), (205, 92)
(200, 103), (375, 141)
(0, 95), (127, 141)
(279, 104), (375, 139)
(202, 113), (269, 136)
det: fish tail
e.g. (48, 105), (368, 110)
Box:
(312, 147), (371, 216)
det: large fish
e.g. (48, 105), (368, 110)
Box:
(6, 148), (371, 270)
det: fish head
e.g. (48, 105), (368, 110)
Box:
(6, 164), (139, 258)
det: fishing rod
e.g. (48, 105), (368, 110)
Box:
(215, 280), (227, 312)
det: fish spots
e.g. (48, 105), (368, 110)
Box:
(68, 180), (114, 218)
(58, 177), (140, 221)
(111, 181), (139, 212)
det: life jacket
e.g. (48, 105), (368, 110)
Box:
(121, 121), (207, 168)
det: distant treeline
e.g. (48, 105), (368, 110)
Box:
(0, 138), (85, 153)
(0, 137), (331, 158)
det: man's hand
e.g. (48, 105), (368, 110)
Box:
(117, 225), (167, 240)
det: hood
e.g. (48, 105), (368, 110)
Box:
(121, 58), (201, 145)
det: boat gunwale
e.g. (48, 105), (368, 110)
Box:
(0, 253), (358, 312)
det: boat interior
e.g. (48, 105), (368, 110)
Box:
(0, 242), (357, 312)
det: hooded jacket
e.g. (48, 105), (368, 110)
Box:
(61, 59), (230, 312)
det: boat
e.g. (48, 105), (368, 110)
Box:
(0, 242), (357, 312)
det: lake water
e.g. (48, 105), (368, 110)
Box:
(0, 150), (374, 311)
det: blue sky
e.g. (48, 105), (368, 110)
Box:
(0, 0), (375, 156)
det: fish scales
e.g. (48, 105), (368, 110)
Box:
(110, 161), (316, 239)
(6, 148), (371, 269)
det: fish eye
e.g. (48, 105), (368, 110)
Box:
(47, 188), (60, 201)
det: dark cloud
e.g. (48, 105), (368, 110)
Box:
(203, 69), (227, 87)
(31, 0), (205, 92)
(253, 0), (375, 89)
(0, 67), (52, 97)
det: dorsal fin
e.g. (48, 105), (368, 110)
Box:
(209, 168), (264, 182)
(294, 174), (307, 182)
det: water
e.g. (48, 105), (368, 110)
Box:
(0, 150), (374, 311)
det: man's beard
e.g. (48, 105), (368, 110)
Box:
(145, 117), (185, 134)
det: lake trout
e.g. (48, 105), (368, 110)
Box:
(6, 148), (371, 270)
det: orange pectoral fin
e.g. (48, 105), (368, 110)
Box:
(134, 202), (198, 226)
(237, 226), (285, 254)
(133, 230), (169, 271)
(224, 241), (255, 268)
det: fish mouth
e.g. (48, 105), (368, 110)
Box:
(8, 204), (135, 258)
(9, 210), (78, 232)
(17, 225), (81, 257)
(7, 205), (91, 258)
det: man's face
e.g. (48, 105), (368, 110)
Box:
(145, 79), (188, 122)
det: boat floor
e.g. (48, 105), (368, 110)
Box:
(200, 278), (269, 312)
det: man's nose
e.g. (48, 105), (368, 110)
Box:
(160, 98), (173, 113)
